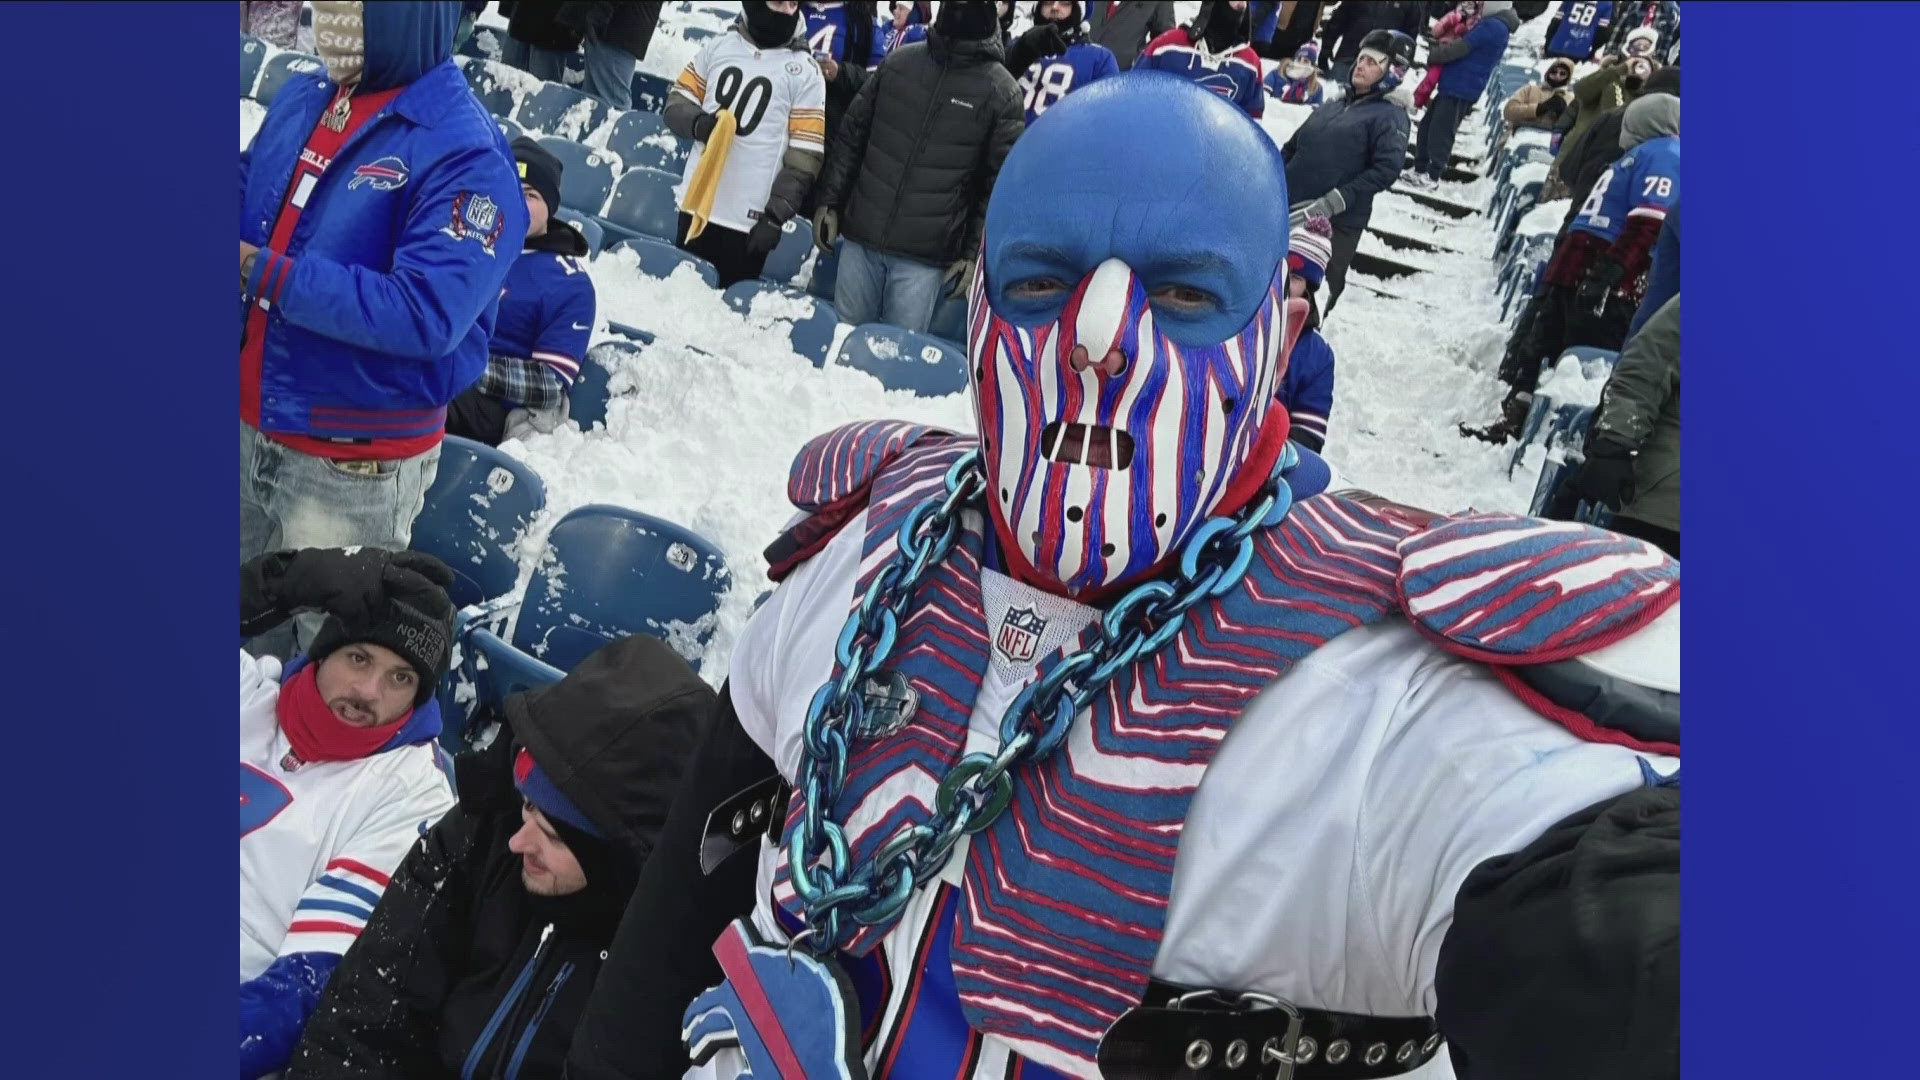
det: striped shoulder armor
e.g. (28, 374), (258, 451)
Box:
(764, 420), (963, 582)
(1396, 512), (1679, 755)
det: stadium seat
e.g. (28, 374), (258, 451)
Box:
(682, 25), (719, 41)
(240, 35), (268, 98)
(758, 218), (815, 286)
(569, 339), (641, 428)
(605, 321), (658, 345)
(519, 81), (609, 140)
(1559, 346), (1620, 378)
(599, 168), (685, 244)
(535, 135), (617, 215)
(462, 626), (565, 714)
(460, 23), (508, 61)
(608, 236), (720, 287)
(553, 208), (605, 255)
(623, 135), (694, 174)
(604, 109), (668, 170)
(254, 51), (326, 105)
(723, 282), (841, 366)
(513, 504), (733, 670)
(410, 435), (548, 610)
(631, 70), (675, 113)
(495, 115), (525, 142)
(807, 240), (841, 301)
(832, 323), (969, 396)
(459, 57), (527, 119)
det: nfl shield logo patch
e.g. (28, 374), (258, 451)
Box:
(995, 605), (1047, 664)
(440, 191), (505, 254)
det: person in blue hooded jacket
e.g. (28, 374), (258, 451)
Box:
(1408, 0), (1519, 184)
(240, 0), (527, 656)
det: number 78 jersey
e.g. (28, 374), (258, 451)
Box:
(1019, 42), (1120, 126)
(1570, 134), (1679, 245)
(672, 28), (827, 234)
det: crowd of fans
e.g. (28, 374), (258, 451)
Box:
(237, 2), (1681, 1076)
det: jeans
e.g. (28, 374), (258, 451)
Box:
(1414, 93), (1471, 179)
(240, 421), (440, 657)
(832, 238), (946, 332)
(581, 31), (636, 111)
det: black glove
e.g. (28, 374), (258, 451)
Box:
(241, 548), (454, 640)
(691, 110), (719, 144)
(1568, 438), (1638, 510)
(1536, 95), (1567, 121)
(1008, 22), (1069, 73)
(1575, 259), (1623, 313)
(746, 216), (784, 256)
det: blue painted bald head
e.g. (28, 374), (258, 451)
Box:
(983, 73), (1291, 345)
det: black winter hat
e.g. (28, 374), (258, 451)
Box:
(306, 555), (457, 707)
(511, 135), (564, 220)
(935, 0), (1001, 41)
(1641, 65), (1680, 97)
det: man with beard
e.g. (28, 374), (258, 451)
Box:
(1007, 1), (1119, 124)
(1137, 0), (1265, 117)
(285, 635), (715, 1079)
(238, 547), (459, 1079)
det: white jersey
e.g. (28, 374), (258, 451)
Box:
(239, 650), (456, 982)
(672, 26), (827, 233)
(691, 506), (1678, 1080)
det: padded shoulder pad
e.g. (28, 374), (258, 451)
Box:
(787, 420), (957, 513)
(1397, 512), (1678, 665)
(768, 421), (961, 582)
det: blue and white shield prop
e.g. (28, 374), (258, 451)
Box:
(682, 918), (868, 1080)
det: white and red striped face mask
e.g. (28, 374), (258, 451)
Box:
(968, 257), (1292, 595)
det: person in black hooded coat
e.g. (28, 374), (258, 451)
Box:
(283, 635), (715, 1080)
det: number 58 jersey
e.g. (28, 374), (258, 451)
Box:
(672, 26), (828, 234)
(1570, 134), (1679, 245)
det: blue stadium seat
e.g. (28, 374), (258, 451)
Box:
(514, 504), (733, 669)
(926, 293), (967, 348)
(758, 218), (815, 286)
(631, 70), (675, 113)
(411, 435), (547, 610)
(623, 135), (693, 174)
(553, 207), (605, 255)
(1507, 395), (1596, 479)
(460, 23), (509, 61)
(462, 625), (565, 714)
(608, 236), (720, 287)
(519, 81), (609, 139)
(723, 282), (841, 366)
(569, 339), (640, 428)
(807, 240), (841, 301)
(255, 51), (326, 105)
(682, 25), (719, 41)
(598, 167), (683, 244)
(241, 35), (268, 98)
(495, 115), (525, 142)
(459, 57), (526, 119)
(832, 323), (969, 396)
(604, 109), (669, 170)
(605, 321), (658, 345)
(535, 135), (618, 216)
(1560, 346), (1620, 379)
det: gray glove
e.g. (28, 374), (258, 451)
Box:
(812, 207), (839, 252)
(1288, 189), (1347, 227)
(941, 258), (974, 299)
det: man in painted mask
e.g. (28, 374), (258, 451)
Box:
(1136, 0), (1265, 118)
(567, 74), (1680, 1080)
(240, 0), (527, 657)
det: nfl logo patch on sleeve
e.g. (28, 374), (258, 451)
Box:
(440, 191), (504, 255)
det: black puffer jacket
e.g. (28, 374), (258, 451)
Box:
(557, 1), (661, 60)
(816, 26), (1024, 265)
(1320, 0), (1427, 63)
(1281, 86), (1412, 232)
(285, 636), (715, 1080)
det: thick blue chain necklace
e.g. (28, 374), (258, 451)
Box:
(785, 443), (1303, 954)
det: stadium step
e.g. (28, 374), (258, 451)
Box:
(1391, 188), (1481, 219)
(1365, 228), (1464, 257)
(1403, 155), (1482, 184)
(1349, 251), (1425, 280)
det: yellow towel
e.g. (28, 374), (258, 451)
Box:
(679, 109), (737, 243)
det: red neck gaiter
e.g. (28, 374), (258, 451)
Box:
(276, 662), (411, 765)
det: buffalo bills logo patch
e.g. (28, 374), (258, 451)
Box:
(995, 605), (1047, 664)
(439, 191), (504, 255)
(348, 155), (409, 191)
(241, 763), (294, 837)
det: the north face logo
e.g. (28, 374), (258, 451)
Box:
(995, 606), (1047, 664)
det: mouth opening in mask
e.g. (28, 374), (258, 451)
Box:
(1041, 421), (1136, 470)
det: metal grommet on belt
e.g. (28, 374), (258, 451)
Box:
(1224, 1038), (1248, 1068)
(1422, 1033), (1442, 1055)
(1185, 1039), (1212, 1068)
(750, 799), (767, 823)
(1396, 1039), (1417, 1063)
(1294, 1035), (1318, 1064)
(731, 809), (747, 834)
(1364, 1042), (1387, 1066)
(1326, 1039), (1350, 1065)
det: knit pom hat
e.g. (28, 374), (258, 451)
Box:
(1287, 215), (1335, 288)
(513, 746), (604, 839)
